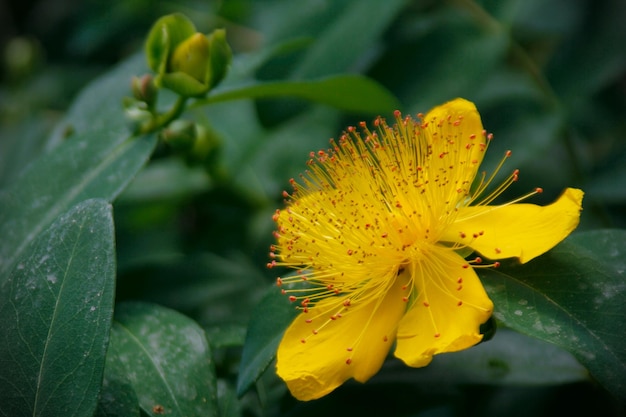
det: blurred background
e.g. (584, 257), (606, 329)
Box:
(1, 0), (624, 416)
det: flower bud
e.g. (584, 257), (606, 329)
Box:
(187, 123), (220, 162)
(131, 74), (158, 106)
(145, 13), (232, 97)
(161, 119), (197, 151)
(123, 98), (153, 133)
(168, 33), (210, 83)
(205, 29), (231, 90)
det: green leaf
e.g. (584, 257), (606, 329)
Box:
(289, 0), (406, 79)
(46, 52), (147, 147)
(205, 325), (247, 349)
(404, 28), (509, 113)
(109, 302), (218, 417)
(0, 131), (157, 279)
(95, 346), (140, 417)
(0, 49), (158, 280)
(479, 229), (626, 402)
(201, 75), (401, 115)
(117, 157), (210, 203)
(0, 199), (115, 417)
(236, 284), (299, 397)
(217, 381), (242, 417)
(378, 329), (587, 386)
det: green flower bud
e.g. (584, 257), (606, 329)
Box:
(123, 98), (153, 133)
(205, 29), (231, 90)
(161, 119), (197, 151)
(145, 13), (232, 97)
(131, 74), (158, 106)
(187, 123), (219, 162)
(168, 33), (210, 83)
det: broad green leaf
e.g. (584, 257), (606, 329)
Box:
(205, 325), (247, 349)
(479, 229), (626, 402)
(217, 381), (242, 417)
(95, 346), (140, 417)
(115, 253), (268, 325)
(237, 284), (299, 397)
(199, 75), (401, 115)
(46, 52), (146, 147)
(0, 114), (56, 188)
(0, 48), (158, 280)
(0, 199), (115, 417)
(117, 157), (210, 203)
(403, 27), (509, 113)
(109, 302), (218, 417)
(546, 0), (626, 99)
(375, 329), (587, 386)
(0, 131), (157, 279)
(289, 0), (406, 79)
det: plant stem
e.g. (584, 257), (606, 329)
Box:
(139, 96), (188, 134)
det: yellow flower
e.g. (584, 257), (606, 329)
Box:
(269, 98), (583, 401)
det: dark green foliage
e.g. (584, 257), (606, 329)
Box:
(1, 0), (624, 416)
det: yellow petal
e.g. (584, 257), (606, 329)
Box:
(421, 98), (487, 192)
(443, 188), (584, 263)
(276, 273), (408, 401)
(394, 248), (493, 367)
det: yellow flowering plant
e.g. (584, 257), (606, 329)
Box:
(4, 3), (626, 416)
(268, 98), (583, 400)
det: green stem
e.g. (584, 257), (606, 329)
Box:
(139, 96), (188, 134)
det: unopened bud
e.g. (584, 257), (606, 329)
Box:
(205, 29), (231, 90)
(187, 123), (220, 162)
(168, 33), (210, 83)
(161, 120), (197, 151)
(145, 13), (231, 97)
(131, 74), (158, 105)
